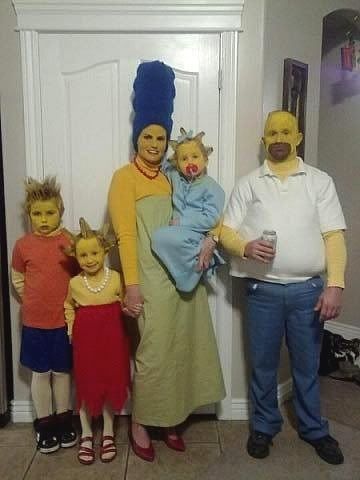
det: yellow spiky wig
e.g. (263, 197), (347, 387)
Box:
(64, 217), (115, 257)
(169, 128), (213, 167)
(24, 176), (64, 216)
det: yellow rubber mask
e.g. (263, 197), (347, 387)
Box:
(262, 111), (303, 162)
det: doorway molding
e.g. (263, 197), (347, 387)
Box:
(13, 0), (244, 420)
(13, 0), (244, 31)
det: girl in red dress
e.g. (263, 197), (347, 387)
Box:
(64, 218), (131, 465)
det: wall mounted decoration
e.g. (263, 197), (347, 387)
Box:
(282, 58), (308, 160)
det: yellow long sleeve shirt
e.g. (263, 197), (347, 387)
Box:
(64, 269), (123, 336)
(108, 159), (171, 286)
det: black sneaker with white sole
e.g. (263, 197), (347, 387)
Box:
(56, 410), (77, 448)
(34, 415), (60, 454)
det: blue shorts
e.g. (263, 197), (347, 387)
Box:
(20, 326), (72, 373)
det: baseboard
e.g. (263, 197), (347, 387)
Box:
(14, 324), (358, 425)
(231, 378), (293, 420)
(325, 320), (360, 339)
(10, 400), (35, 423)
(11, 381), (294, 423)
(10, 398), (215, 423)
(10, 400), (131, 423)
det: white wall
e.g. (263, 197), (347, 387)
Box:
(1, 0), (266, 411)
(262, 0), (325, 166)
(262, 0), (360, 166)
(318, 18), (360, 329)
(230, 0), (266, 401)
(261, 0), (360, 336)
(0, 0), (31, 404)
(3, 0), (359, 412)
(230, 0), (360, 399)
(232, 0), (327, 399)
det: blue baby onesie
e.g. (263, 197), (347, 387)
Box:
(152, 162), (225, 292)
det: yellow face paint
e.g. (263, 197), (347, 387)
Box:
(137, 124), (167, 166)
(29, 199), (61, 235)
(176, 141), (207, 180)
(262, 111), (303, 162)
(75, 237), (105, 276)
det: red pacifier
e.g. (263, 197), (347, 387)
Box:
(185, 164), (199, 177)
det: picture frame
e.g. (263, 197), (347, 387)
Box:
(282, 58), (308, 160)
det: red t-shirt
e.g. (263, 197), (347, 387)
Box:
(12, 231), (78, 329)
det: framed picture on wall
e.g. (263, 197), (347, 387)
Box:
(282, 58), (308, 160)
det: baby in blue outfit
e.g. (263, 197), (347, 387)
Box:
(151, 128), (225, 292)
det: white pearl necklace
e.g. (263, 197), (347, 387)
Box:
(83, 267), (111, 293)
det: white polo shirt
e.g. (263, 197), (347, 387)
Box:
(223, 158), (346, 283)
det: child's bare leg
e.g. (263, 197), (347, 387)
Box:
(103, 404), (114, 437)
(101, 405), (117, 462)
(78, 406), (94, 464)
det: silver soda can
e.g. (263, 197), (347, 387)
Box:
(262, 230), (277, 249)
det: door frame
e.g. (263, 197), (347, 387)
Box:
(0, 114), (13, 427)
(13, 0), (244, 420)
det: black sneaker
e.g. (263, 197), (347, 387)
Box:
(247, 431), (273, 459)
(56, 410), (77, 448)
(300, 434), (344, 465)
(34, 416), (60, 454)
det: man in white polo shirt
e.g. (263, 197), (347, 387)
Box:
(220, 110), (347, 465)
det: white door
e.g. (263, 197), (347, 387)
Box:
(38, 33), (221, 412)
(38, 33), (220, 231)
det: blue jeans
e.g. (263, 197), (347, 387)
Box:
(246, 277), (329, 440)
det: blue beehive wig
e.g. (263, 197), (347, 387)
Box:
(132, 60), (176, 151)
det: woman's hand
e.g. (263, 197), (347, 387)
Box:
(123, 284), (144, 318)
(197, 236), (216, 271)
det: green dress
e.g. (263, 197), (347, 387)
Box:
(132, 194), (225, 426)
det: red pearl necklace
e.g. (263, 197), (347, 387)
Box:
(134, 158), (161, 180)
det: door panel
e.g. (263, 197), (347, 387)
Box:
(39, 33), (220, 230)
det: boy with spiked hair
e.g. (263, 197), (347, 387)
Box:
(11, 176), (78, 453)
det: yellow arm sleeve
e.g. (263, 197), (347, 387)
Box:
(64, 285), (76, 337)
(11, 268), (25, 299)
(322, 230), (347, 288)
(108, 168), (139, 286)
(219, 224), (248, 258)
(209, 216), (223, 239)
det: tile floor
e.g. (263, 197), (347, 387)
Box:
(1, 376), (359, 480)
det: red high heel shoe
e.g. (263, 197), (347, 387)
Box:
(128, 425), (155, 462)
(163, 428), (186, 452)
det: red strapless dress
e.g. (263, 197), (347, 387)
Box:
(72, 302), (130, 416)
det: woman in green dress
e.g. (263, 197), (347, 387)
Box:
(108, 61), (225, 462)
